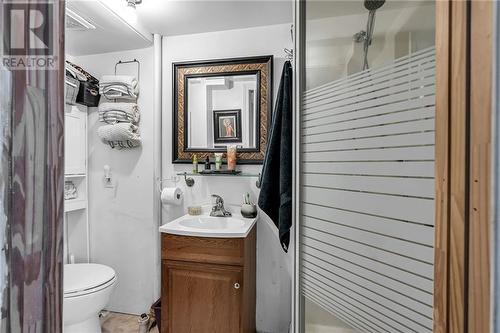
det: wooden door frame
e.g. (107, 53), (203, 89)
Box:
(434, 1), (494, 332)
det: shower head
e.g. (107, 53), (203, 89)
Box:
(364, 0), (385, 11)
(361, 0), (385, 70)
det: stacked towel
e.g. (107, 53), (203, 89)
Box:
(98, 102), (140, 124)
(66, 62), (87, 81)
(97, 76), (141, 148)
(99, 75), (139, 100)
(97, 123), (141, 148)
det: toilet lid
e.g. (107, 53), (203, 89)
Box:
(64, 263), (116, 294)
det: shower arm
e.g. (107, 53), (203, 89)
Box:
(362, 10), (374, 70)
(361, 0), (385, 70)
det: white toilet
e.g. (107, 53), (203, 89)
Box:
(63, 263), (117, 333)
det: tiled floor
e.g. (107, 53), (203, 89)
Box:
(100, 311), (159, 333)
(100, 310), (359, 333)
(305, 323), (358, 333)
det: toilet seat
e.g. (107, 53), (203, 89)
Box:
(64, 264), (116, 298)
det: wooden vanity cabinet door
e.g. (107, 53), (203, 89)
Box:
(162, 260), (243, 333)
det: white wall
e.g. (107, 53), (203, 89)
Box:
(162, 23), (293, 333)
(306, 4), (435, 89)
(71, 46), (157, 315)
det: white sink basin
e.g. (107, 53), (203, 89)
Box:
(179, 217), (245, 230)
(159, 205), (257, 238)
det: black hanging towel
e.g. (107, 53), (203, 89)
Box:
(258, 61), (293, 252)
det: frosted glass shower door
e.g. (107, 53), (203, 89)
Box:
(299, 1), (436, 332)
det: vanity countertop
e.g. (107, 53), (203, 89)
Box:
(159, 205), (258, 238)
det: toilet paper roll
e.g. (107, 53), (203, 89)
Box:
(161, 187), (183, 205)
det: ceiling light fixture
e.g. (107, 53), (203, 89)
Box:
(126, 0), (142, 9)
(66, 7), (96, 31)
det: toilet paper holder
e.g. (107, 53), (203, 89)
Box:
(182, 172), (195, 187)
(157, 173), (195, 194)
(157, 176), (181, 193)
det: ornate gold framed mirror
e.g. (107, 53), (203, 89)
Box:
(172, 56), (273, 164)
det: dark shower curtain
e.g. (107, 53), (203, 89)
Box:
(1, 1), (65, 332)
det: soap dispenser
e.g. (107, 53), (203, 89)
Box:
(204, 156), (211, 170)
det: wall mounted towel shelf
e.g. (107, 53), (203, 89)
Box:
(115, 58), (140, 80)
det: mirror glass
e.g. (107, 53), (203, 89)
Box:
(186, 74), (258, 149)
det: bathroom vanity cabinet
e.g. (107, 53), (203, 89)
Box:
(161, 227), (256, 333)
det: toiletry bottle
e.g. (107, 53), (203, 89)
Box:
(214, 153), (222, 171)
(227, 145), (237, 171)
(205, 156), (211, 170)
(192, 154), (198, 173)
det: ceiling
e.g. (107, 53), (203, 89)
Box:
(134, 0), (293, 36)
(66, 0), (292, 56)
(66, 0), (153, 56)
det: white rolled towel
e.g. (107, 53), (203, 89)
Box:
(97, 123), (141, 148)
(98, 102), (140, 124)
(99, 75), (139, 100)
(100, 75), (138, 88)
(99, 84), (139, 100)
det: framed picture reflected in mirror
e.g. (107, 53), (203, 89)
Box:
(213, 109), (242, 143)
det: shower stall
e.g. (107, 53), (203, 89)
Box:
(295, 1), (436, 332)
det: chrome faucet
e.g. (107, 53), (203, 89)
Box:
(210, 194), (232, 217)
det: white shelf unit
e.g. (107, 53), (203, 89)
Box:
(64, 104), (88, 212)
(65, 199), (87, 212)
(64, 103), (90, 263)
(65, 174), (87, 212)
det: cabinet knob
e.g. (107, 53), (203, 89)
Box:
(234, 283), (240, 289)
